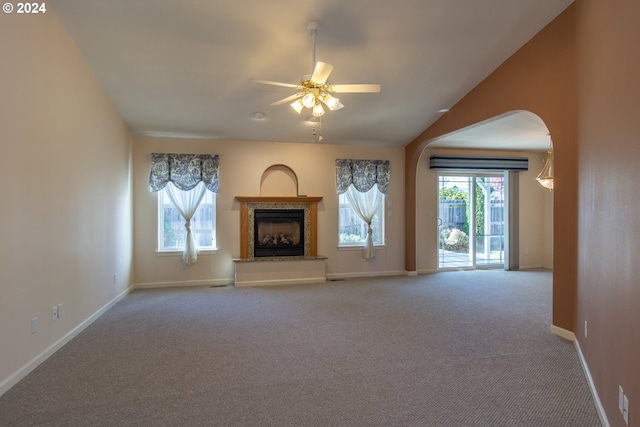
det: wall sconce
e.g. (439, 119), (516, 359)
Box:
(536, 137), (554, 190)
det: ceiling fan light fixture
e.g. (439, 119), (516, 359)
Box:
(312, 102), (325, 117)
(320, 93), (340, 110)
(302, 92), (316, 108)
(290, 99), (304, 114)
(251, 21), (381, 119)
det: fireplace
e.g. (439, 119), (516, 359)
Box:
(234, 196), (326, 287)
(235, 196), (323, 259)
(253, 209), (305, 257)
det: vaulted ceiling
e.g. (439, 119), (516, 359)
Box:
(49, 0), (572, 149)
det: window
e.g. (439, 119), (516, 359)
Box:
(157, 188), (216, 251)
(338, 189), (384, 246)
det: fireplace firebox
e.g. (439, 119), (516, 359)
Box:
(253, 209), (305, 257)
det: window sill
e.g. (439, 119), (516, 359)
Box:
(157, 248), (219, 256)
(338, 245), (386, 250)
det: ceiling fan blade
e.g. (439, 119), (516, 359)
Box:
(250, 79), (301, 89)
(310, 62), (334, 85)
(270, 93), (305, 106)
(331, 83), (381, 93)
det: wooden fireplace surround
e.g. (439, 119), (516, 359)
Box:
(236, 196), (323, 259)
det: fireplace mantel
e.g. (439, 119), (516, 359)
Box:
(236, 196), (323, 204)
(236, 196), (323, 259)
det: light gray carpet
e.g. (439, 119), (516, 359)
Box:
(0, 270), (601, 426)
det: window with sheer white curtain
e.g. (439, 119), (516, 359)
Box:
(149, 153), (219, 267)
(158, 182), (216, 252)
(338, 189), (384, 247)
(335, 158), (390, 258)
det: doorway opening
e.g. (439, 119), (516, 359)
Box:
(438, 173), (506, 269)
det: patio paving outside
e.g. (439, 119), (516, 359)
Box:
(438, 248), (504, 269)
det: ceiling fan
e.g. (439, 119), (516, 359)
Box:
(251, 21), (381, 118)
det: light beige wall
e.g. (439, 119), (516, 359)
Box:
(416, 148), (552, 273)
(133, 137), (405, 285)
(0, 11), (132, 393)
(518, 150), (553, 270)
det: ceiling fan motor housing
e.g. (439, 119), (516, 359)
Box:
(306, 21), (321, 34)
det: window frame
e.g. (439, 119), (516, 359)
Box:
(156, 187), (217, 253)
(338, 189), (385, 248)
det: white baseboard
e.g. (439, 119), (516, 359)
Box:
(550, 324), (576, 342)
(134, 278), (234, 289)
(326, 270), (406, 280)
(550, 324), (610, 427)
(234, 277), (326, 287)
(0, 286), (132, 398)
(574, 338), (610, 427)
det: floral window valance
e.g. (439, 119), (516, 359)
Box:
(149, 153), (219, 193)
(336, 159), (390, 195)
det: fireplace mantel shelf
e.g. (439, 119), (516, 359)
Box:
(235, 196), (323, 203)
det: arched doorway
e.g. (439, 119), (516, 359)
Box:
(414, 111), (553, 273)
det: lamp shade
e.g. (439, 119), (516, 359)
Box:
(320, 93), (340, 110)
(290, 99), (304, 114)
(302, 93), (316, 108)
(312, 102), (325, 117)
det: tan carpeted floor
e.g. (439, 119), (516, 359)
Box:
(0, 269), (601, 426)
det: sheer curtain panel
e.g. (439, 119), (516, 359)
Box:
(345, 185), (383, 258)
(165, 182), (207, 267)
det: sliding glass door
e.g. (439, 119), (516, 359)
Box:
(475, 176), (506, 266)
(437, 173), (506, 269)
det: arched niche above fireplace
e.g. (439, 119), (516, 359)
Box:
(260, 164), (299, 196)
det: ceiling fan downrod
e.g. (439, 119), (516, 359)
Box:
(307, 21), (321, 72)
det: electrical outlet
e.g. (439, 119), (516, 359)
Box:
(57, 303), (63, 319)
(623, 394), (629, 425)
(31, 317), (38, 334)
(584, 320), (588, 337)
(52, 306), (58, 321)
(620, 386), (630, 425)
(620, 386), (625, 414)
